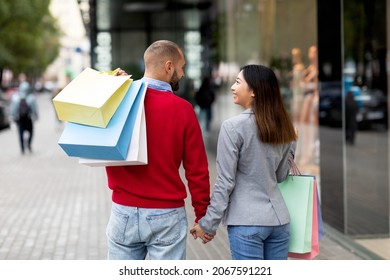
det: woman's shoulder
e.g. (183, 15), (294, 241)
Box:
(222, 110), (254, 131)
(224, 109), (252, 123)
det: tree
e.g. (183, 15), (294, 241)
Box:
(0, 0), (61, 83)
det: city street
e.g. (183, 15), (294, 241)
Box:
(0, 91), (381, 260)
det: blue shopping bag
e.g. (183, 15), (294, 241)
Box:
(78, 82), (148, 166)
(58, 80), (144, 160)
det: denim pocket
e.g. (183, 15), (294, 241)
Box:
(146, 209), (180, 245)
(106, 208), (129, 244)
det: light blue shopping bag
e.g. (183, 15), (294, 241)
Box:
(58, 80), (144, 160)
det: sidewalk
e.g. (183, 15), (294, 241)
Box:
(0, 92), (382, 260)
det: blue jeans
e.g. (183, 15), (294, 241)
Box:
(106, 202), (188, 260)
(227, 224), (290, 260)
(17, 120), (33, 153)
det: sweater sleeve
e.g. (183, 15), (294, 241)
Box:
(182, 105), (210, 223)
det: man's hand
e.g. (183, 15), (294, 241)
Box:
(190, 224), (215, 244)
(113, 67), (128, 76)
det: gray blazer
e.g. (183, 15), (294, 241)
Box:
(199, 109), (296, 233)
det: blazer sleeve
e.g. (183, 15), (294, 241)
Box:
(276, 141), (296, 183)
(199, 120), (240, 233)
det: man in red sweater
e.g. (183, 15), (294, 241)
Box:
(105, 40), (211, 260)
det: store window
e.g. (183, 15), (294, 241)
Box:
(213, 1), (389, 240)
(343, 0), (389, 236)
(214, 0), (319, 177)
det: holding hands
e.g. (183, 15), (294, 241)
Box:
(190, 224), (215, 244)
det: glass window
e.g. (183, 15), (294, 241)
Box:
(343, 0), (389, 236)
(214, 0), (319, 178)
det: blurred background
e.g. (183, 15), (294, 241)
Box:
(0, 0), (389, 259)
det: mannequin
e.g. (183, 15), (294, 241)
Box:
(298, 45), (319, 168)
(290, 48), (305, 123)
(300, 45), (319, 125)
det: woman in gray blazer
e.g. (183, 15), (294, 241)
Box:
(191, 64), (297, 260)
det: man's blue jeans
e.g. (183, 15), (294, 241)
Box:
(227, 224), (290, 260)
(106, 202), (188, 260)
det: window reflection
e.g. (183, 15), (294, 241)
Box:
(294, 45), (319, 172)
(214, 0), (389, 239)
(343, 0), (389, 236)
(215, 0), (319, 177)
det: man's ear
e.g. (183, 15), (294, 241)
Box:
(164, 60), (174, 74)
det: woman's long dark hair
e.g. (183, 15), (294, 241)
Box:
(241, 64), (297, 144)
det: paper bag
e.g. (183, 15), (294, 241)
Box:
(288, 179), (321, 259)
(58, 80), (144, 160)
(53, 67), (132, 128)
(78, 83), (148, 166)
(278, 175), (315, 253)
(317, 186), (325, 240)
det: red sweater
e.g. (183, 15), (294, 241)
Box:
(105, 87), (210, 222)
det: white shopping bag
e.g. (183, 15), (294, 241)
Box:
(78, 83), (148, 166)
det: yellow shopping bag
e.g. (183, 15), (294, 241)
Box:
(53, 67), (132, 128)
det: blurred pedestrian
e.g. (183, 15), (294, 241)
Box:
(9, 74), (38, 154)
(105, 40), (211, 260)
(191, 64), (297, 260)
(345, 91), (358, 145)
(195, 76), (215, 132)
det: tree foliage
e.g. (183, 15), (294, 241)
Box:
(0, 0), (61, 77)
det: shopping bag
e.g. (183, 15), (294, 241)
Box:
(317, 186), (325, 240)
(53, 67), (132, 128)
(58, 80), (144, 160)
(278, 175), (314, 253)
(78, 83), (148, 166)
(288, 179), (320, 259)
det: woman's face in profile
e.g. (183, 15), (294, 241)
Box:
(231, 70), (254, 109)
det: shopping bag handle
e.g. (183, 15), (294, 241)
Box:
(99, 69), (120, 75)
(289, 158), (301, 176)
(99, 68), (132, 77)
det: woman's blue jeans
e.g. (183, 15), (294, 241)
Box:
(227, 224), (290, 260)
(106, 202), (188, 260)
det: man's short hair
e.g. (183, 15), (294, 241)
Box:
(144, 40), (182, 67)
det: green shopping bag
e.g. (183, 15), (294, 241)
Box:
(288, 178), (321, 259)
(278, 175), (314, 253)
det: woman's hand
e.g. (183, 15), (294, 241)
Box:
(190, 224), (215, 244)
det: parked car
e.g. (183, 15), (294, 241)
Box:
(354, 88), (388, 129)
(319, 81), (388, 129)
(318, 81), (343, 127)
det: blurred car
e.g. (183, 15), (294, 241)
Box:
(319, 81), (388, 129)
(354, 88), (388, 129)
(318, 81), (343, 127)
